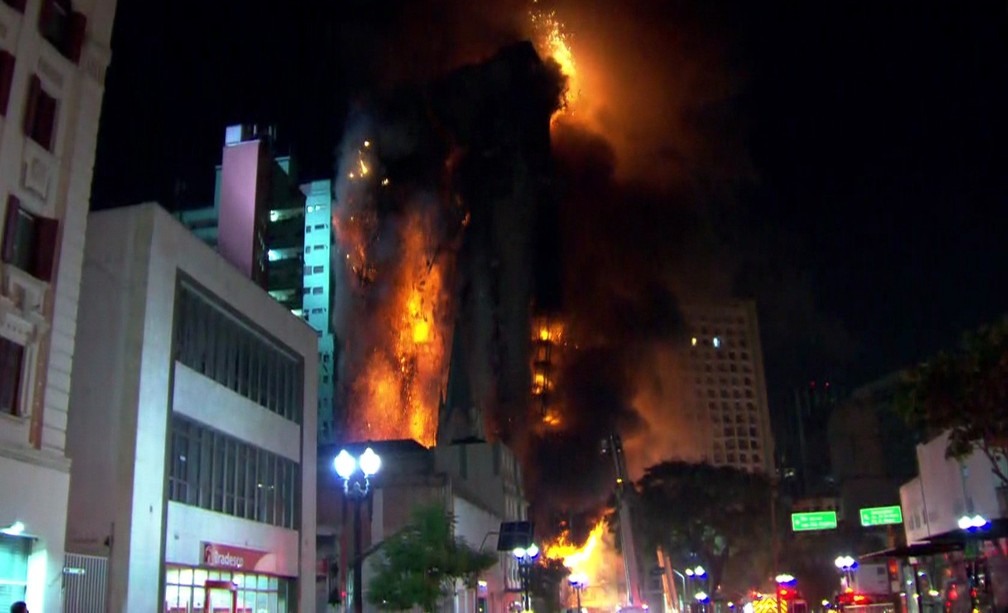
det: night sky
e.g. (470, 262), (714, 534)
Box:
(92, 1), (1008, 406)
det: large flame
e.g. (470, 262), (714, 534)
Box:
(531, 315), (565, 429)
(530, 2), (580, 123)
(545, 519), (627, 610)
(334, 139), (452, 447)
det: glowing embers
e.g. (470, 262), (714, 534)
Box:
(544, 519), (625, 610)
(530, 4), (580, 121)
(531, 315), (565, 427)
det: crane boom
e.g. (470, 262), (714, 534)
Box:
(605, 433), (644, 609)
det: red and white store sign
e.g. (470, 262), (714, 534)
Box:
(201, 542), (269, 571)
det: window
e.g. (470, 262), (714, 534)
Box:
(311, 287), (322, 295)
(0, 337), (23, 416)
(173, 282), (303, 423)
(38, 0), (86, 63)
(2, 197), (58, 281)
(23, 76), (57, 150)
(0, 51), (13, 116)
(168, 415), (300, 529)
(312, 265), (324, 274)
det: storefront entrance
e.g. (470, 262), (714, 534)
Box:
(204, 579), (238, 613)
(164, 566), (296, 612)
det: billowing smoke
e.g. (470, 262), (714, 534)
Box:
(331, 0), (760, 542)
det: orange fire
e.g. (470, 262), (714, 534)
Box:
(545, 519), (627, 610)
(335, 140), (451, 447)
(531, 315), (565, 428)
(530, 2), (580, 123)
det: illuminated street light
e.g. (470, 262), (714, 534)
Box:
(0, 521), (25, 536)
(569, 573), (588, 612)
(957, 514), (989, 530)
(833, 556), (856, 570)
(775, 574), (796, 584)
(333, 447), (382, 613)
(685, 568), (695, 577)
(695, 592), (709, 602)
(694, 566), (707, 577)
(513, 542), (540, 611)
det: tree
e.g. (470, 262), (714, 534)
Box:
(367, 503), (497, 612)
(897, 317), (1008, 489)
(636, 461), (773, 599)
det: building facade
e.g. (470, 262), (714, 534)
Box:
(318, 439), (528, 613)
(65, 204), (318, 611)
(900, 431), (1007, 545)
(176, 126), (340, 445)
(680, 301), (776, 474)
(0, 0), (117, 608)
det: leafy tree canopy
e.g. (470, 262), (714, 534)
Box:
(636, 461), (773, 599)
(368, 503), (497, 612)
(897, 316), (1008, 487)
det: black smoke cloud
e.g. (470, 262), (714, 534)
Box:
(332, 0), (859, 542)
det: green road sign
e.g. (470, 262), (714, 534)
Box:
(791, 511), (838, 532)
(859, 505), (903, 527)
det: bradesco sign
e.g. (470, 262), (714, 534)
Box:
(202, 542), (269, 571)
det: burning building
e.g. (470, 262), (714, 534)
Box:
(330, 41), (564, 448)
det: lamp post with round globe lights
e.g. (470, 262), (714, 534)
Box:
(958, 514), (990, 613)
(334, 447), (382, 613)
(512, 543), (540, 612)
(834, 556), (857, 590)
(569, 573), (588, 612)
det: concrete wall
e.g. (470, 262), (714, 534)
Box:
(900, 431), (1006, 543)
(67, 203), (317, 612)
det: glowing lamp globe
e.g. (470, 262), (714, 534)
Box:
(359, 447), (382, 476)
(527, 543), (540, 558)
(513, 546), (527, 559)
(334, 450), (356, 480)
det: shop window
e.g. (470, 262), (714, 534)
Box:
(38, 0), (86, 63)
(2, 197), (59, 281)
(23, 76), (57, 150)
(0, 337), (24, 416)
(0, 534), (30, 604)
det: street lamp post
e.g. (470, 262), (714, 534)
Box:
(958, 514), (989, 613)
(513, 544), (540, 612)
(834, 556), (857, 590)
(334, 447), (382, 613)
(569, 573), (588, 612)
(672, 569), (687, 612)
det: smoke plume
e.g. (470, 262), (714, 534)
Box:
(331, 0), (761, 541)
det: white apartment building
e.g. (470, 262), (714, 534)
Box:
(900, 431), (1007, 545)
(0, 0), (116, 608)
(681, 301), (776, 474)
(65, 204), (317, 612)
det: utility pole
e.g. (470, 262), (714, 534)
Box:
(771, 476), (781, 613)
